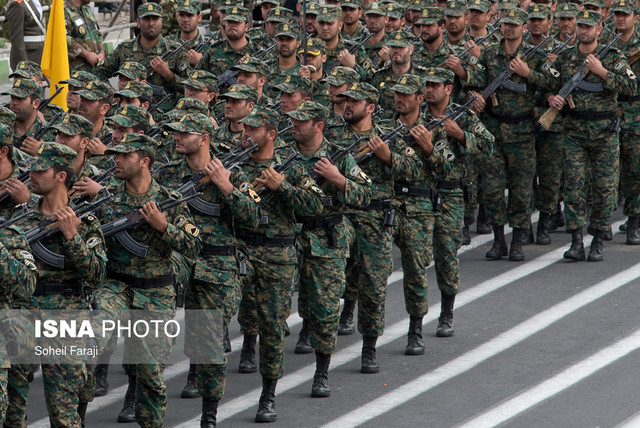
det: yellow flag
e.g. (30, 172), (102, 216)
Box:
(40, 0), (68, 111)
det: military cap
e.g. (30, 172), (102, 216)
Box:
(108, 105), (152, 128)
(422, 67), (455, 83)
(166, 113), (215, 135)
(386, 30), (414, 47)
(266, 6), (293, 22)
(239, 106), (281, 127)
(272, 75), (313, 93)
(177, 0), (201, 14)
(305, 2), (321, 15)
(223, 6), (249, 21)
(584, 0), (604, 8)
(285, 100), (329, 121)
(218, 84), (258, 100)
(52, 114), (94, 137)
(338, 82), (379, 102)
(406, 0), (426, 11)
(386, 2), (405, 18)
(528, 3), (551, 18)
(341, 0), (361, 9)
(612, 0), (635, 14)
(364, 1), (387, 15)
(444, 0), (467, 16)
(316, 5), (342, 22)
(32, 142), (77, 172)
(415, 7), (443, 24)
(218, 0), (243, 12)
(297, 38), (326, 56)
(114, 62), (147, 80)
(0, 123), (13, 147)
(501, 7), (528, 25)
(76, 80), (114, 101)
(468, 0), (491, 12)
(171, 98), (210, 117)
(183, 70), (218, 90)
(576, 9), (601, 25)
(0, 106), (16, 127)
(497, 1), (518, 11)
(322, 66), (360, 86)
(60, 71), (97, 89)
(556, 2), (579, 17)
(232, 57), (270, 76)
(138, 2), (163, 17)
(6, 79), (42, 99)
(105, 133), (158, 156)
(262, 0), (281, 5)
(275, 22), (300, 38)
(390, 74), (424, 94)
(116, 80), (153, 99)
(9, 61), (43, 79)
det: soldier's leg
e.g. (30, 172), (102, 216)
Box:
(5, 364), (30, 428)
(0, 367), (8, 424)
(41, 364), (87, 428)
(588, 132), (620, 232)
(620, 131), (640, 218)
(563, 133), (590, 231)
(481, 138), (509, 259)
(535, 131), (564, 244)
(237, 256), (259, 373)
(339, 217), (358, 335)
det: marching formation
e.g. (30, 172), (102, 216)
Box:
(0, 0), (639, 426)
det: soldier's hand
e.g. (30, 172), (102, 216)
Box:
(150, 56), (174, 81)
(4, 178), (31, 204)
(97, 50), (106, 62)
(299, 66), (313, 79)
(377, 46), (390, 64)
(470, 91), (486, 112)
(187, 49), (203, 67)
(442, 118), (465, 142)
(82, 50), (101, 66)
(72, 177), (103, 198)
(56, 206), (81, 241)
(21, 137), (42, 157)
(510, 56), (531, 79)
(338, 49), (356, 68)
(410, 125), (434, 157)
(368, 136), (392, 165)
(546, 53), (558, 63)
(314, 158), (345, 190)
(140, 201), (168, 233)
(206, 158), (233, 196)
(254, 167), (284, 190)
(87, 138), (108, 155)
(443, 54), (465, 78)
(466, 40), (481, 58)
(547, 95), (566, 111)
(584, 54), (607, 79)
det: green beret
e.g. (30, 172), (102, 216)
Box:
(166, 113), (215, 135)
(32, 142), (77, 172)
(107, 105), (152, 129)
(52, 114), (94, 137)
(285, 100), (328, 121)
(138, 2), (163, 17)
(105, 133), (158, 156)
(239, 106), (281, 127)
(338, 82), (379, 102)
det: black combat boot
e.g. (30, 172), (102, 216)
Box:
(294, 319), (313, 354)
(78, 402), (88, 427)
(485, 225), (508, 259)
(437, 294), (455, 337)
(588, 225), (612, 241)
(462, 225), (471, 245)
(311, 352), (331, 397)
(117, 373), (136, 423)
(588, 232), (604, 262)
(224, 329), (231, 353)
(476, 204), (491, 234)
(509, 228), (525, 261)
(239, 334), (258, 373)
(405, 316), (424, 355)
(361, 336), (379, 374)
(547, 203), (565, 231)
(521, 225), (534, 245)
(181, 363), (200, 398)
(564, 229), (586, 261)
(255, 377), (278, 423)
(626, 217), (640, 245)
(337, 299), (356, 335)
(200, 399), (219, 428)
(93, 363), (109, 397)
(620, 220), (628, 232)
(536, 212), (551, 245)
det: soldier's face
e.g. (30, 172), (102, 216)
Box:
(112, 125), (134, 146)
(276, 36), (300, 58)
(304, 53), (326, 72)
(177, 11), (201, 33)
(265, 22), (278, 38)
(78, 97), (101, 123)
(316, 20), (342, 41)
(224, 20), (248, 41)
(138, 16), (163, 40)
(114, 152), (145, 180)
(67, 86), (82, 112)
(224, 98), (252, 121)
(242, 125), (269, 149)
(237, 71), (260, 89)
(30, 168), (57, 195)
(408, 9), (422, 24)
(614, 11), (636, 32)
(341, 7), (362, 25)
(291, 118), (316, 143)
(424, 82), (448, 105)
(329, 83), (350, 103)
(55, 131), (84, 153)
(386, 17), (405, 34)
(576, 23), (599, 44)
(303, 15), (317, 33)
(9, 96), (37, 122)
(469, 10), (488, 30)
(390, 46), (413, 65)
(421, 23), (443, 43)
(175, 131), (202, 155)
(528, 17), (550, 35)
(365, 14), (388, 34)
(261, 3), (276, 21)
(557, 17), (577, 34)
(343, 98), (369, 123)
(394, 92), (422, 114)
(445, 14), (467, 35)
(500, 22), (524, 40)
(281, 91), (304, 114)
(185, 85), (212, 104)
(119, 96), (142, 107)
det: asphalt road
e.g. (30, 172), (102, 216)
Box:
(25, 207), (640, 428)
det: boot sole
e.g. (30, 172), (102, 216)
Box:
(587, 256), (604, 262)
(255, 415), (278, 423)
(563, 254), (585, 261)
(238, 366), (257, 374)
(437, 330), (455, 337)
(311, 389), (331, 398)
(117, 414), (136, 423)
(294, 347), (313, 354)
(337, 327), (354, 335)
(360, 366), (380, 374)
(404, 348), (425, 355)
(94, 388), (108, 397)
(509, 255), (525, 261)
(180, 391), (200, 399)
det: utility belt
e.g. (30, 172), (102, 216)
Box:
(618, 94), (640, 103)
(350, 198), (396, 226)
(236, 232), (295, 248)
(201, 244), (236, 256)
(107, 271), (175, 289)
(299, 214), (343, 249)
(33, 282), (83, 298)
(567, 110), (620, 131)
(395, 183), (443, 212)
(437, 178), (473, 203)
(488, 110), (533, 124)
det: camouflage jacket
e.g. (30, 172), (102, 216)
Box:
(615, 30), (640, 134)
(166, 31), (206, 52)
(13, 114), (44, 150)
(265, 61), (302, 98)
(371, 63), (429, 119)
(159, 0), (180, 36)
(325, 36), (374, 81)
(0, 226), (37, 308)
(0, 163), (30, 220)
(64, 0), (104, 72)
(211, 122), (243, 153)
(363, 33), (389, 70)
(198, 38), (259, 77)
(412, 37), (454, 68)
(341, 22), (367, 42)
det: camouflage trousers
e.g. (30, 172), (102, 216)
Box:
(620, 131), (640, 217)
(5, 364), (29, 428)
(342, 218), (358, 302)
(563, 123), (620, 232)
(535, 131), (564, 215)
(42, 364), (88, 428)
(237, 249), (296, 379)
(481, 135), (536, 229)
(435, 191), (464, 297)
(464, 152), (484, 224)
(392, 201), (435, 317)
(0, 367), (7, 424)
(348, 211), (393, 337)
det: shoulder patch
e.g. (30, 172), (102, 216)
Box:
(239, 182), (250, 192)
(549, 68), (560, 78)
(349, 166), (361, 177)
(176, 216), (186, 228)
(184, 223), (200, 237)
(86, 236), (100, 249)
(19, 250), (34, 261)
(405, 147), (415, 157)
(302, 178), (313, 189)
(474, 124), (485, 133)
(615, 62), (623, 70)
(470, 56), (477, 65)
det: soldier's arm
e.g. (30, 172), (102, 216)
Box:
(353, 47), (374, 80)
(458, 111), (495, 156)
(63, 216), (107, 289)
(162, 204), (203, 259)
(227, 169), (261, 229)
(388, 137), (427, 181)
(0, 228), (38, 301)
(276, 165), (325, 216)
(94, 44), (123, 80)
(602, 51), (638, 96)
(463, 49), (489, 88)
(6, 3), (27, 64)
(338, 153), (372, 208)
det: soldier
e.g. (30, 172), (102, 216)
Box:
(60, 71), (97, 115)
(555, 2), (579, 43)
(385, 2), (406, 35)
(468, 0), (495, 40)
(262, 7), (293, 44)
(115, 81), (154, 111)
(341, 0), (366, 40)
(612, 0), (640, 245)
(64, 0), (106, 72)
(159, 0), (180, 36)
(94, 133), (201, 427)
(20, 142), (107, 427)
(444, 0), (471, 48)
(74, 81), (114, 163)
(212, 84), (257, 153)
(266, 22), (303, 98)
(362, 2), (390, 69)
(0, 124), (32, 220)
(234, 106), (324, 422)
(412, 8), (450, 67)
(6, 79), (44, 152)
(299, 1), (321, 36)
(114, 61), (148, 91)
(168, 0), (205, 67)
(547, 10), (637, 260)
(233, 57), (275, 105)
(298, 39), (331, 108)
(287, 100), (372, 394)
(4, 0), (45, 70)
(155, 113), (259, 426)
(322, 66), (360, 127)
(273, 75), (313, 116)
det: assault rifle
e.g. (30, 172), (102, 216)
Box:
(69, 164), (117, 203)
(32, 110), (65, 142)
(26, 192), (113, 268)
(542, 34), (575, 71)
(353, 122), (406, 163)
(324, 31), (374, 75)
(0, 207), (33, 229)
(308, 138), (362, 182)
(437, 20), (501, 67)
(147, 39), (189, 79)
(538, 32), (622, 130)
(38, 85), (63, 112)
(148, 92), (171, 114)
(193, 33), (218, 53)
(0, 170), (30, 205)
(249, 148), (300, 201)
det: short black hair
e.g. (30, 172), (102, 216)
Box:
(53, 164), (74, 188)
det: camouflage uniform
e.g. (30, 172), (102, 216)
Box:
(159, 0), (180, 36)
(165, 0), (205, 51)
(64, 0), (104, 72)
(212, 84), (258, 153)
(7, 79), (45, 151)
(362, 2), (389, 69)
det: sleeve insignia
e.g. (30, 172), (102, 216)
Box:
(86, 237), (100, 249)
(184, 223), (200, 237)
(177, 216), (186, 227)
(79, 26), (86, 35)
(19, 250), (34, 261)
(615, 62), (623, 70)
(239, 182), (250, 192)
(405, 147), (415, 157)
(359, 170), (371, 184)
(627, 69), (636, 79)
(470, 56), (477, 65)
(302, 178), (313, 189)
(474, 124), (484, 133)
(550, 68), (560, 77)
(349, 166), (361, 177)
